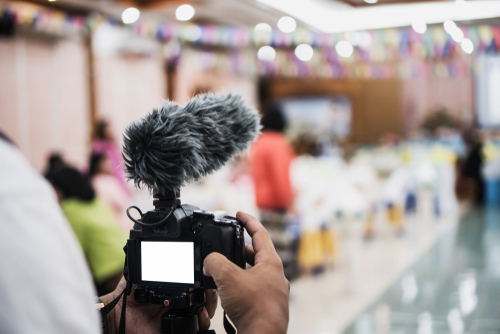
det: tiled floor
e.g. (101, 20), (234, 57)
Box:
(210, 206), (475, 334)
(285, 209), (463, 334)
(342, 206), (500, 334)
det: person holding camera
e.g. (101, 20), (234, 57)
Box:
(100, 211), (290, 334)
(0, 132), (289, 334)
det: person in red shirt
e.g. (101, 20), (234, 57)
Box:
(250, 105), (297, 279)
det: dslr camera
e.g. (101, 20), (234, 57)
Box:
(120, 93), (260, 334)
(125, 191), (245, 307)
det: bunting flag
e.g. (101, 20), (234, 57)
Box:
(0, 2), (490, 79)
(182, 48), (472, 80)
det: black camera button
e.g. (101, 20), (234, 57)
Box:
(193, 210), (215, 219)
(205, 242), (211, 248)
(191, 222), (203, 234)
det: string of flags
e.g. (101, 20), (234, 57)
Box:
(184, 48), (472, 80)
(0, 2), (494, 79)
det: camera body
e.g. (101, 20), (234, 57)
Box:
(125, 195), (245, 307)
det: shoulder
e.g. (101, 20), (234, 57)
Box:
(0, 141), (52, 199)
(0, 141), (101, 334)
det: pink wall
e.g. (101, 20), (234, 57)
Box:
(0, 36), (168, 171)
(0, 37), (90, 171)
(402, 75), (474, 131)
(174, 48), (258, 108)
(93, 54), (167, 146)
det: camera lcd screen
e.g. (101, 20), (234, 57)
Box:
(141, 241), (195, 284)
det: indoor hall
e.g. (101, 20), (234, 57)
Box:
(1, 1), (500, 334)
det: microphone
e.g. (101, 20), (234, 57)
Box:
(122, 93), (260, 197)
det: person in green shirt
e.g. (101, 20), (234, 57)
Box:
(46, 166), (127, 295)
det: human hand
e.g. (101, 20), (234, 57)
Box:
(101, 278), (218, 334)
(204, 211), (290, 334)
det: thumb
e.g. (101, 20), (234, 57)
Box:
(204, 252), (239, 286)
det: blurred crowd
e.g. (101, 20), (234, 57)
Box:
(42, 105), (498, 295)
(43, 121), (132, 295)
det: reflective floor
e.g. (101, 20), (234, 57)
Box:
(343, 206), (500, 334)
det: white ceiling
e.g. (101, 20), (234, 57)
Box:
(22, 0), (500, 32)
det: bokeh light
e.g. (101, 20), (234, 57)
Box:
(412, 20), (427, 34)
(335, 40), (354, 58)
(255, 23), (272, 32)
(176, 4), (195, 21)
(451, 27), (464, 42)
(278, 16), (296, 33)
(461, 38), (474, 54)
(257, 46), (276, 61)
(121, 7), (140, 24)
(295, 44), (313, 61)
(444, 20), (457, 34)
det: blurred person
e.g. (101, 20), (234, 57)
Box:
(44, 152), (67, 176)
(293, 132), (322, 157)
(89, 153), (132, 231)
(46, 166), (127, 295)
(291, 133), (337, 273)
(463, 129), (485, 204)
(250, 104), (297, 279)
(0, 132), (289, 334)
(92, 120), (131, 197)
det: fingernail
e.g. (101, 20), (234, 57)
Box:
(164, 300), (170, 306)
(203, 266), (206, 275)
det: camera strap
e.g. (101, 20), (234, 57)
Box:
(99, 280), (129, 334)
(100, 245), (131, 334)
(223, 312), (236, 334)
(99, 289), (124, 318)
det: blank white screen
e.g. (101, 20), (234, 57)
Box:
(141, 241), (194, 284)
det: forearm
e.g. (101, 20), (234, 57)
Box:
(237, 305), (288, 334)
(238, 318), (288, 334)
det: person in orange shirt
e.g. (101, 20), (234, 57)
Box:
(250, 105), (297, 279)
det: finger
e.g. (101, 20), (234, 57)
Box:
(245, 244), (255, 266)
(198, 307), (211, 331)
(204, 252), (239, 286)
(236, 211), (275, 256)
(204, 289), (218, 318)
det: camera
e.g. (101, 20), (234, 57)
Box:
(120, 93), (259, 333)
(124, 190), (245, 308)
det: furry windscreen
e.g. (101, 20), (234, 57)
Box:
(122, 93), (260, 196)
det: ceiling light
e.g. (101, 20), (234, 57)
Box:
(364, 0), (378, 3)
(451, 27), (464, 42)
(277, 16), (296, 33)
(121, 7), (140, 24)
(258, 46), (276, 61)
(443, 20), (457, 34)
(176, 4), (195, 21)
(295, 44), (313, 61)
(461, 38), (474, 54)
(255, 23), (272, 32)
(335, 41), (354, 58)
(411, 20), (427, 34)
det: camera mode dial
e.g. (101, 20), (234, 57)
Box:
(191, 221), (203, 234)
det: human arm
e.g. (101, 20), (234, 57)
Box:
(204, 211), (290, 334)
